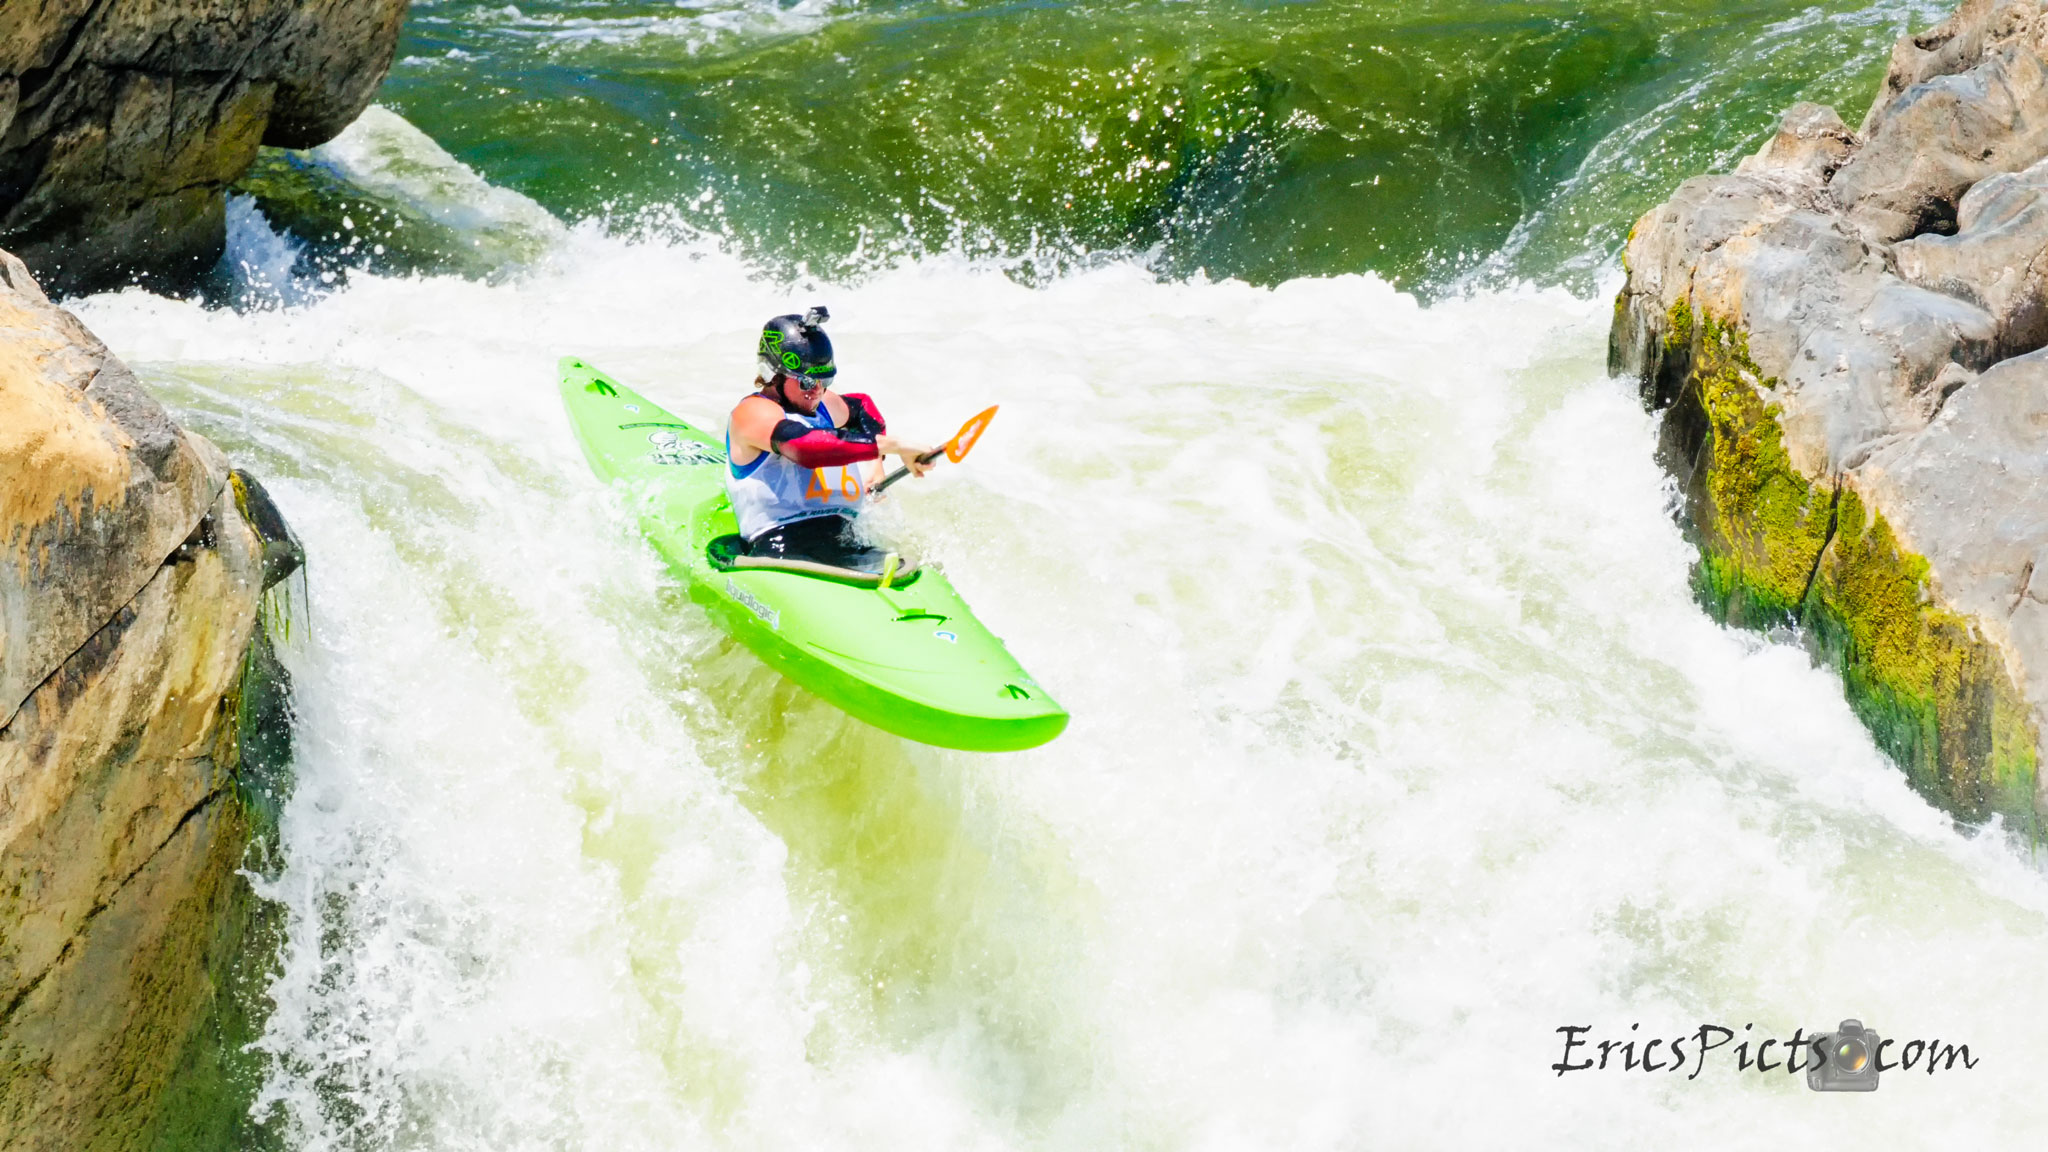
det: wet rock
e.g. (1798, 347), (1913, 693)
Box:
(0, 0), (409, 296)
(0, 248), (286, 1148)
(1612, 0), (2048, 823)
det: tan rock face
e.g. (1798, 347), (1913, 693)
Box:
(0, 249), (281, 1148)
(1613, 0), (2048, 819)
(0, 250), (220, 730)
(0, 0), (409, 295)
(0, 496), (265, 1151)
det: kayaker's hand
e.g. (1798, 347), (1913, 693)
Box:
(878, 435), (936, 477)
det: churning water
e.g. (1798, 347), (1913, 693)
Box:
(63, 0), (2048, 1145)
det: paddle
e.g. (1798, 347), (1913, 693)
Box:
(873, 405), (998, 493)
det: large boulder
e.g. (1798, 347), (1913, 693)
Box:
(0, 0), (409, 296)
(0, 248), (297, 1149)
(1612, 0), (2048, 823)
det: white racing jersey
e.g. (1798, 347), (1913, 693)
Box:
(724, 402), (877, 540)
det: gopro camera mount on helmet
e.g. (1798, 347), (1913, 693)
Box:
(758, 306), (837, 385)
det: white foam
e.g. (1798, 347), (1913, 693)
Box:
(71, 231), (2048, 1147)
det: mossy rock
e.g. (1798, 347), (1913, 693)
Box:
(144, 605), (298, 1152)
(1665, 303), (2039, 825)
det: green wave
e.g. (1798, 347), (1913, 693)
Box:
(383, 0), (1946, 289)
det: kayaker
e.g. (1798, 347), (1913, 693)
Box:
(724, 306), (934, 572)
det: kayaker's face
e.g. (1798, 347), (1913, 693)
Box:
(777, 374), (826, 414)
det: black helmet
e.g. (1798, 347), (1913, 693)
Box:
(758, 305), (835, 384)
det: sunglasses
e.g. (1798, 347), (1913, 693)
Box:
(784, 374), (828, 394)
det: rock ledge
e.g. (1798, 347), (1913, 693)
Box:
(1, 248), (300, 1149)
(1612, 0), (2048, 823)
(0, 0), (408, 295)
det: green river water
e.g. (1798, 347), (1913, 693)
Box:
(379, 0), (1937, 289)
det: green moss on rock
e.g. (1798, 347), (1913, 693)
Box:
(1683, 310), (1834, 627)
(1807, 489), (2038, 820)
(142, 580), (298, 1152)
(1664, 297), (1693, 360)
(1668, 302), (2039, 824)
(138, 798), (283, 1152)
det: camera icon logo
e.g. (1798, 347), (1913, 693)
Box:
(1808, 1019), (1880, 1092)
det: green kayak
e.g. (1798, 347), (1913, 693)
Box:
(559, 357), (1068, 751)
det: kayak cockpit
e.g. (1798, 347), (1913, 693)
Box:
(706, 533), (924, 589)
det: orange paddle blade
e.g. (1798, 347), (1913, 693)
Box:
(945, 405), (998, 463)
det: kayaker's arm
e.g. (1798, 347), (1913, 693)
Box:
(730, 391), (932, 475)
(730, 393), (881, 468)
(774, 420), (879, 467)
(840, 393), (885, 434)
(843, 391), (935, 478)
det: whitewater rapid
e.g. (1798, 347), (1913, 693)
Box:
(72, 214), (2048, 1146)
